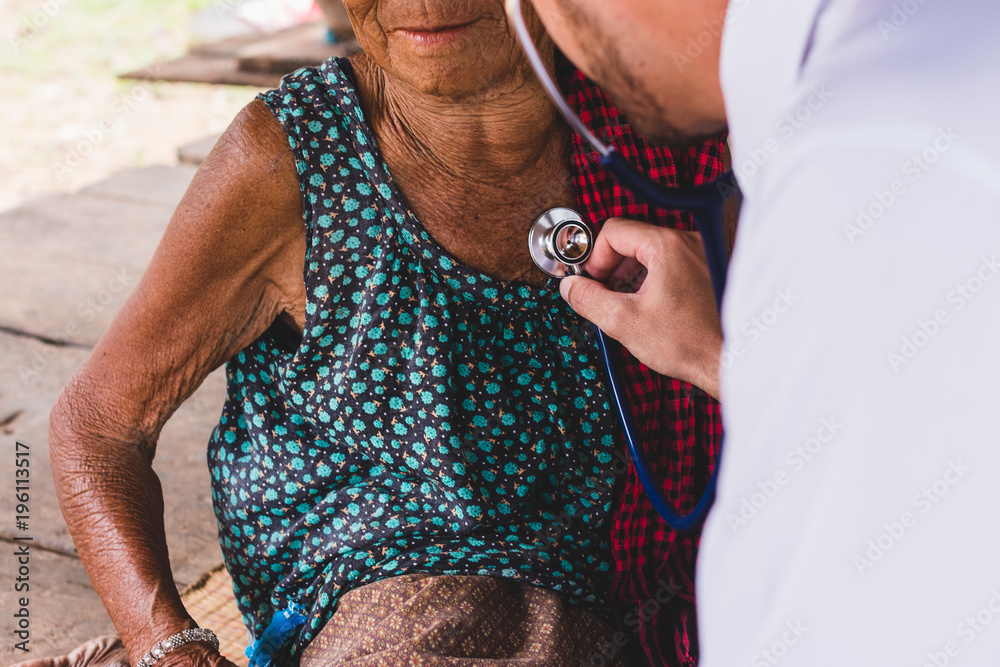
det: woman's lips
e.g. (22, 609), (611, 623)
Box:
(393, 20), (478, 46)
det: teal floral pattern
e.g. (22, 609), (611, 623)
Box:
(208, 58), (617, 661)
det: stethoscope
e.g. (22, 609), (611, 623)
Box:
(507, 0), (738, 531)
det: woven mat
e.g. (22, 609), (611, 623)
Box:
(180, 564), (249, 666)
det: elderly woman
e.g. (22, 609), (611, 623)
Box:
(48, 1), (725, 666)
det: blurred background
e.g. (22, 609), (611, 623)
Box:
(0, 1), (354, 663)
(3, 0), (245, 212)
(0, 0), (357, 212)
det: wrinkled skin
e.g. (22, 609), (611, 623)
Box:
(49, 2), (578, 665)
(49, 2), (723, 666)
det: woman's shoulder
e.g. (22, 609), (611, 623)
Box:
(257, 57), (360, 126)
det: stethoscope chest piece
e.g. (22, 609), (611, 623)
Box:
(528, 207), (594, 278)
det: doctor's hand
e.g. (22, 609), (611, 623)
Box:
(559, 218), (722, 399)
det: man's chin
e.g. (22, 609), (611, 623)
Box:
(574, 24), (728, 149)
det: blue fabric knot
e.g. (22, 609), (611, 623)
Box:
(246, 601), (307, 667)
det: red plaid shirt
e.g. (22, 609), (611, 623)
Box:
(558, 62), (726, 667)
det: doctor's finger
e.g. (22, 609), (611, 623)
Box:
(584, 218), (670, 280)
(559, 275), (637, 339)
(605, 257), (647, 294)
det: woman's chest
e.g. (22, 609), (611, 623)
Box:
(282, 223), (604, 441)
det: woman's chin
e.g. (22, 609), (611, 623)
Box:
(385, 43), (512, 100)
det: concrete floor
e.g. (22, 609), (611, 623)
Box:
(0, 150), (228, 665)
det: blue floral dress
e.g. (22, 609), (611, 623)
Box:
(207, 57), (618, 662)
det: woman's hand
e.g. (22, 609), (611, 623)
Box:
(559, 218), (722, 398)
(49, 99), (306, 664)
(156, 643), (241, 667)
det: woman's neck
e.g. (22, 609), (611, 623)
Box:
(352, 53), (570, 186)
(349, 53), (575, 285)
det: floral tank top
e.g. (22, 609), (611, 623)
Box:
(207, 57), (618, 662)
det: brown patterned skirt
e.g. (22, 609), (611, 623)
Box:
(299, 574), (625, 667)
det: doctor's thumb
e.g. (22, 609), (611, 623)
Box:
(559, 276), (631, 337)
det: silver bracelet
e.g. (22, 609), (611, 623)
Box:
(136, 628), (219, 667)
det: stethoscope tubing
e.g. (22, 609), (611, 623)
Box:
(589, 151), (732, 531)
(591, 152), (732, 532)
(594, 326), (720, 532)
(507, 0), (733, 531)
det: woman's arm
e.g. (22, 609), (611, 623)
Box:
(49, 99), (306, 667)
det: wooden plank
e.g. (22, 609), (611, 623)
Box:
(0, 196), (168, 347)
(121, 54), (281, 88)
(235, 21), (359, 74)
(0, 330), (228, 590)
(0, 545), (117, 663)
(0, 166), (196, 347)
(189, 31), (265, 57)
(80, 164), (198, 209)
(178, 133), (223, 166)
(0, 334), (92, 562)
(120, 21), (360, 88)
